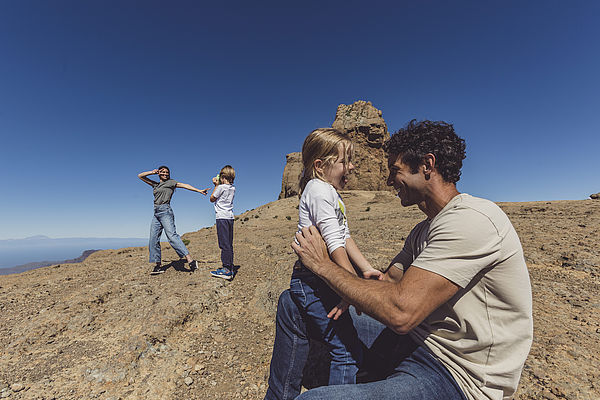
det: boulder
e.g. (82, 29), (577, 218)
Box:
(590, 192), (600, 200)
(279, 100), (393, 199)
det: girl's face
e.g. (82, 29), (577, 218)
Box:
(322, 145), (354, 191)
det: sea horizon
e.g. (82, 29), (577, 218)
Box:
(0, 236), (148, 270)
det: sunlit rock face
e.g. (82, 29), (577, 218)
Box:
(279, 100), (392, 199)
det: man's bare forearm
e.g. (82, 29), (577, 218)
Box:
(311, 257), (407, 330)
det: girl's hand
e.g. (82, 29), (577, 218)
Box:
(151, 169), (159, 174)
(199, 188), (209, 195)
(327, 300), (350, 320)
(362, 268), (383, 280)
(212, 177), (219, 185)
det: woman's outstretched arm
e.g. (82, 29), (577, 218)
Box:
(176, 182), (209, 195)
(138, 169), (159, 186)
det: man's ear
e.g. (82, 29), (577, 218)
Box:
(422, 153), (436, 177)
(314, 159), (324, 174)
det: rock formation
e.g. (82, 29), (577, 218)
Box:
(591, 192), (599, 199)
(279, 100), (393, 199)
(279, 153), (303, 199)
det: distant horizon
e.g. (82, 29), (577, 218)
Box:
(1, 194), (598, 241)
(0, 236), (150, 269)
(1, 234), (148, 241)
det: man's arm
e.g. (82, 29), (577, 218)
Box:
(292, 226), (460, 334)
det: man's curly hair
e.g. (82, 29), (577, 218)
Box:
(383, 120), (466, 183)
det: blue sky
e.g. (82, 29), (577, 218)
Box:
(1, 1), (598, 240)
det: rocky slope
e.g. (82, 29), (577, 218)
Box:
(1, 193), (599, 399)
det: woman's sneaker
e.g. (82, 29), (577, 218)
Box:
(210, 267), (233, 280)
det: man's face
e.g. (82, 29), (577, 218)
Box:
(386, 153), (424, 207)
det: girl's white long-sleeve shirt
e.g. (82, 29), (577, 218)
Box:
(297, 178), (350, 254)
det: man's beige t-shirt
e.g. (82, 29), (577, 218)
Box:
(393, 194), (533, 400)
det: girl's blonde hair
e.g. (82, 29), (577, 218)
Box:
(219, 165), (235, 184)
(299, 128), (353, 194)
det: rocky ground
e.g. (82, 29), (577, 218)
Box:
(1, 192), (599, 399)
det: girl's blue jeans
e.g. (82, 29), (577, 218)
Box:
(148, 204), (189, 263)
(288, 270), (363, 386)
(263, 288), (467, 400)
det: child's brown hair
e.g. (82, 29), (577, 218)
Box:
(219, 165), (235, 184)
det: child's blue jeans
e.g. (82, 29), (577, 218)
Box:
(288, 270), (363, 386)
(216, 218), (234, 268)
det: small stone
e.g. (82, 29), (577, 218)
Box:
(184, 377), (193, 386)
(211, 380), (217, 386)
(194, 364), (205, 371)
(10, 383), (24, 392)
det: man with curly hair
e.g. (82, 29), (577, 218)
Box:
(267, 120), (533, 400)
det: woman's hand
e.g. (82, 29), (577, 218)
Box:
(199, 188), (209, 195)
(212, 177), (219, 185)
(151, 169), (159, 174)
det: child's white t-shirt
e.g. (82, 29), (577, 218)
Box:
(298, 179), (350, 254)
(213, 184), (235, 220)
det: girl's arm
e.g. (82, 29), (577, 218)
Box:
(330, 247), (359, 277)
(138, 170), (159, 186)
(327, 246), (360, 320)
(176, 182), (209, 195)
(346, 237), (382, 279)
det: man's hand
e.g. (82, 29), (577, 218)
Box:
(291, 226), (330, 276)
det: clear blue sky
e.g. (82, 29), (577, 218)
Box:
(1, 1), (598, 240)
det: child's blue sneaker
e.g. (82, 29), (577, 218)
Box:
(210, 267), (233, 280)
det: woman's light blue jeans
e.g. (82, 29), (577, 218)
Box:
(263, 289), (467, 400)
(148, 204), (189, 263)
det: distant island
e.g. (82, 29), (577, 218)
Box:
(0, 249), (99, 275)
(0, 236), (148, 271)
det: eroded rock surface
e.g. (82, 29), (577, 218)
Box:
(279, 100), (392, 199)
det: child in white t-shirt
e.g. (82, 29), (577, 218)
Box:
(289, 128), (381, 386)
(209, 165), (236, 280)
